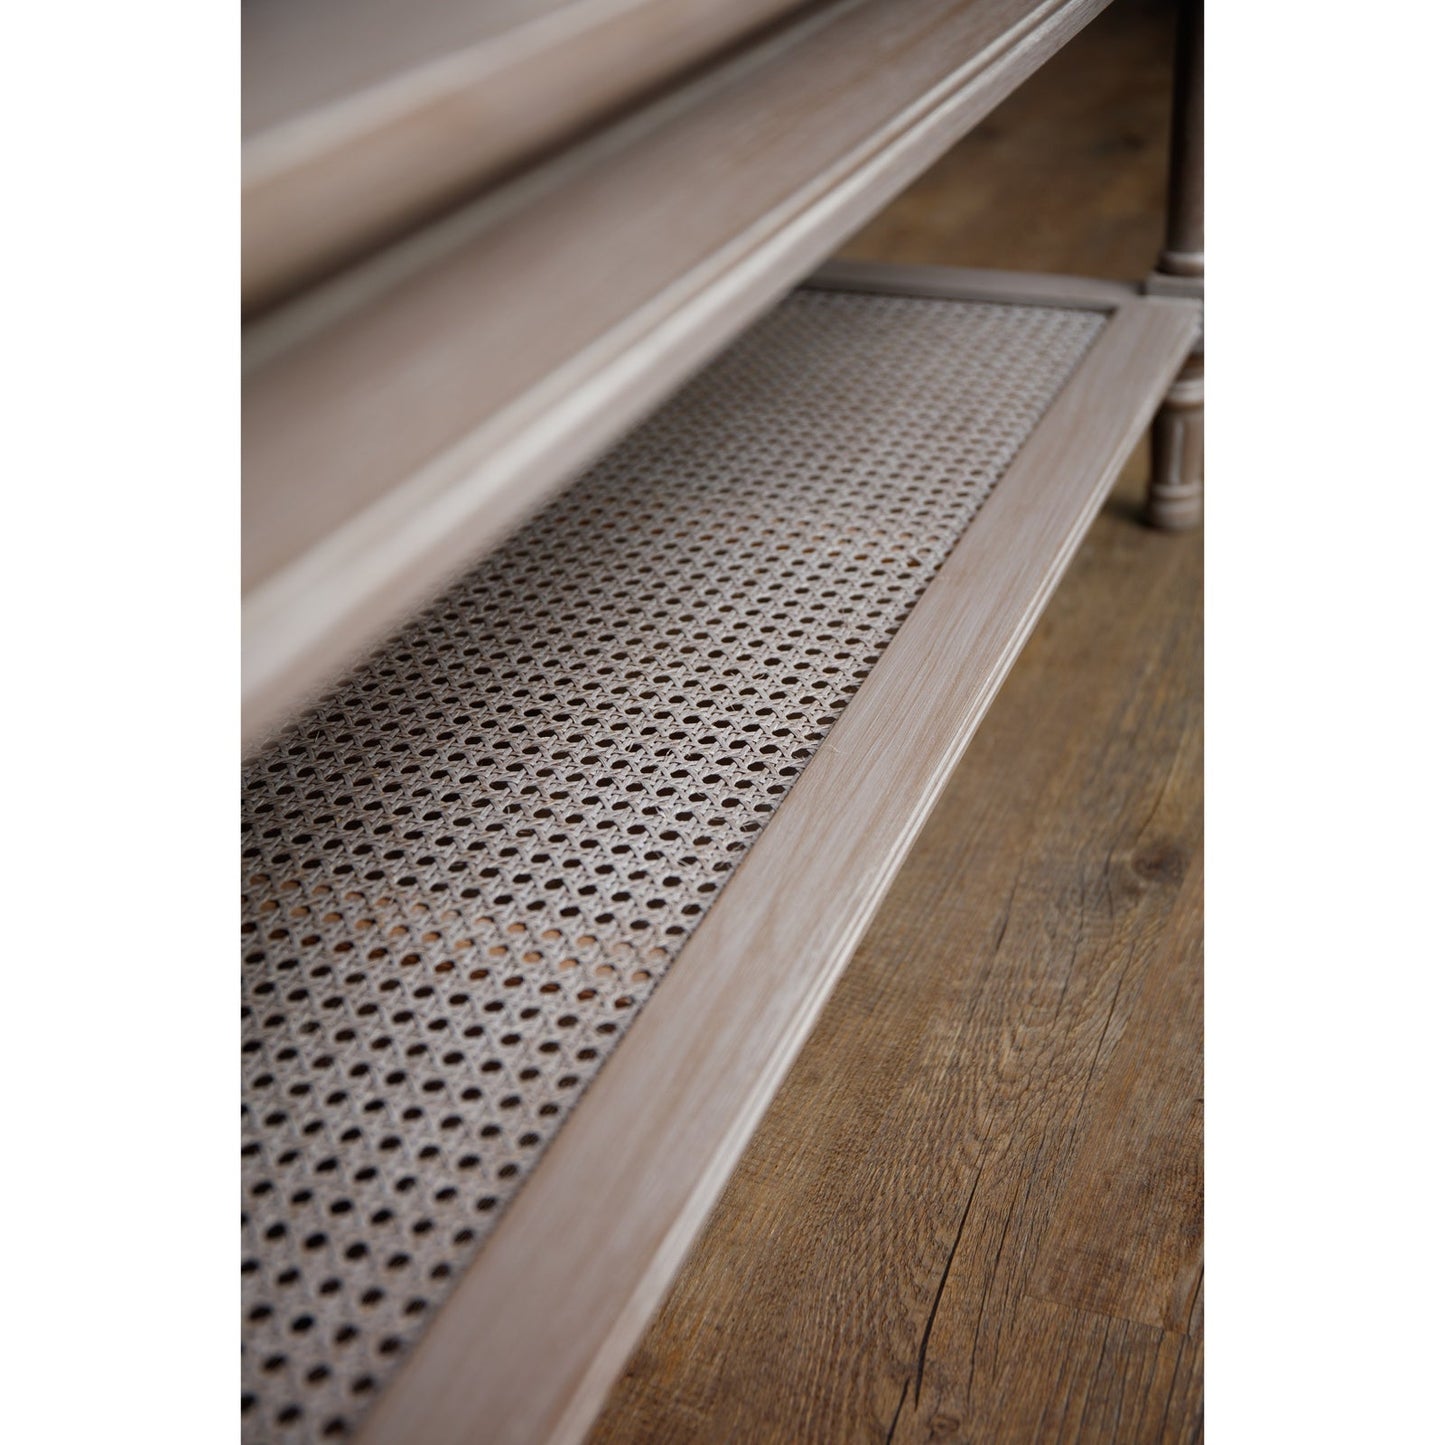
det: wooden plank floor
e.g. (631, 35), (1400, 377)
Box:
(589, 3), (1202, 1441)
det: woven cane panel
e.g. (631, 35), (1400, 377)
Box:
(241, 289), (1105, 1440)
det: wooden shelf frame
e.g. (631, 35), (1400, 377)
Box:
(241, 0), (1117, 751)
(349, 263), (1201, 1445)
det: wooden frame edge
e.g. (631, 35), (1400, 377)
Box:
(808, 257), (1137, 311)
(354, 292), (1200, 1445)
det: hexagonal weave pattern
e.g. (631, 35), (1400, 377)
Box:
(241, 288), (1105, 1440)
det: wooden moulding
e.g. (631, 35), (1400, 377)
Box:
(810, 256), (1137, 311)
(354, 270), (1200, 1445)
(241, 0), (1115, 751)
(242, 0), (816, 312)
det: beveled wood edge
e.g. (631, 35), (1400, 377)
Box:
(353, 293), (1201, 1445)
(241, 0), (1116, 752)
(808, 257), (1137, 311)
(1143, 270), (1203, 301)
(242, 0), (817, 311)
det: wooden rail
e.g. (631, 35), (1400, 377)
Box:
(242, 0), (1115, 750)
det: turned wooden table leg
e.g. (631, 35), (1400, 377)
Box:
(1146, 0), (1203, 532)
(1148, 351), (1203, 530)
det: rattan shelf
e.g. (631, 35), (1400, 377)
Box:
(241, 263), (1198, 1445)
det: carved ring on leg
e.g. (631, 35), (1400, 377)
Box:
(1146, 351), (1203, 531)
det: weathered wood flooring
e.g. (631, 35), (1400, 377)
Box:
(589, 3), (1202, 1441)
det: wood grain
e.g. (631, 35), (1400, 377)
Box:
(979, 1298), (1202, 1444)
(353, 290), (1198, 1445)
(241, 0), (1115, 749)
(589, 416), (1204, 1445)
(1028, 851), (1203, 1333)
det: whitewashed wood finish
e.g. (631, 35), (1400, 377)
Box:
(241, 0), (1115, 751)
(1147, 352), (1203, 531)
(243, 0), (814, 309)
(353, 290), (1200, 1445)
(810, 257), (1137, 311)
(1143, 270), (1202, 302)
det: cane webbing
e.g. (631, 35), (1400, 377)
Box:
(241, 289), (1105, 1439)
